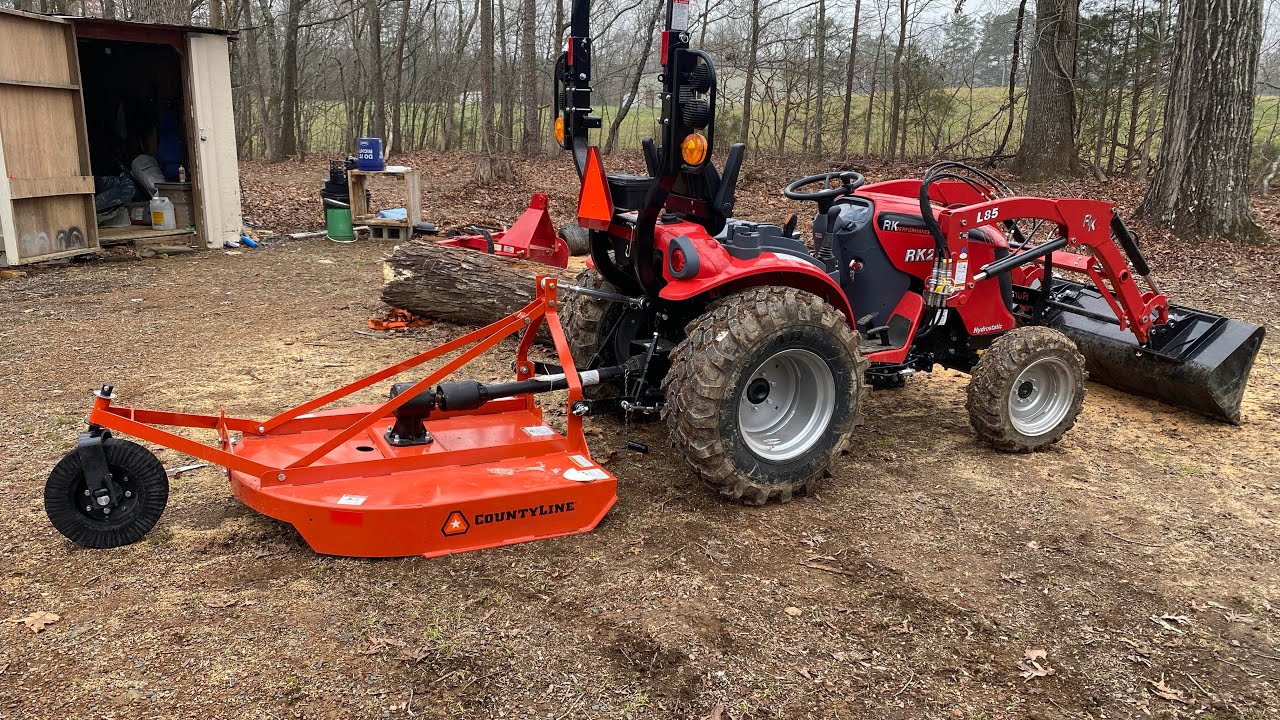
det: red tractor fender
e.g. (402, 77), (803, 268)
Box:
(652, 222), (855, 323)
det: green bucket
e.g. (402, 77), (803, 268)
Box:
(325, 207), (356, 243)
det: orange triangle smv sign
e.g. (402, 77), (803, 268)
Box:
(577, 146), (614, 232)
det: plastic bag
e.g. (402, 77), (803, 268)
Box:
(94, 172), (137, 212)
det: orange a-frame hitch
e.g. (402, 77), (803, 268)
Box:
(80, 276), (617, 558)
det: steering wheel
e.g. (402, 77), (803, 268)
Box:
(783, 171), (865, 204)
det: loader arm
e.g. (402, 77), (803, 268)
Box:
(935, 197), (1167, 344)
(931, 195), (1264, 424)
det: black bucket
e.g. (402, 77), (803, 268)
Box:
(319, 157), (370, 211)
(1046, 279), (1265, 424)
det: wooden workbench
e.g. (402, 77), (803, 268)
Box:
(348, 167), (422, 241)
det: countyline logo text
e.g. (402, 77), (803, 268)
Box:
(474, 502), (576, 526)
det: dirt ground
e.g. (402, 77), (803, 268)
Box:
(2, 152), (1279, 720)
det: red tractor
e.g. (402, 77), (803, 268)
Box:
(553, 0), (1265, 504)
(39, 0), (1263, 559)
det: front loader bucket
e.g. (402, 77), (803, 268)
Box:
(1047, 280), (1265, 424)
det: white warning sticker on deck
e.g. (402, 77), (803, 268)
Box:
(569, 454), (594, 468)
(522, 425), (556, 437)
(565, 468), (610, 482)
(336, 494), (367, 506)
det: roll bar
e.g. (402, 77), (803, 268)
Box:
(556, 0), (744, 294)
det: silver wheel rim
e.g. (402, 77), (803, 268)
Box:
(737, 348), (836, 461)
(1008, 357), (1075, 437)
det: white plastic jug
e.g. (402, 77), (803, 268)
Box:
(150, 194), (176, 230)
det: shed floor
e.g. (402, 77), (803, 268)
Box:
(98, 226), (197, 246)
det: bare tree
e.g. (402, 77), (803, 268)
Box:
(604, 0), (662, 153)
(1012, 0), (1082, 179)
(1136, 0), (1265, 239)
(885, 0), (907, 160)
(992, 0), (1027, 160)
(367, 0), (387, 139)
(811, 0), (826, 156)
(838, 0), (862, 158)
(474, 0), (512, 180)
(1137, 0), (1171, 178)
(739, 0), (762, 145)
(519, 0), (539, 154)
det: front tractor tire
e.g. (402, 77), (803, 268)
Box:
(663, 287), (868, 505)
(966, 326), (1086, 452)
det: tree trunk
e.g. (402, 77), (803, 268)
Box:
(992, 0), (1028, 160)
(1122, 0), (1146, 176)
(383, 242), (575, 331)
(547, 0), (565, 153)
(1091, 10), (1116, 175)
(605, 1), (662, 154)
(474, 0), (512, 182)
(520, 0), (539, 154)
(1137, 0), (1171, 178)
(812, 0), (826, 157)
(367, 0), (387, 139)
(389, 0), (411, 154)
(739, 0), (761, 145)
(497, 0), (515, 151)
(1135, 0), (1264, 240)
(1105, 14), (1131, 175)
(862, 36), (881, 156)
(277, 0), (304, 158)
(1011, 0), (1081, 179)
(886, 0), (907, 161)
(838, 0), (862, 158)
(256, 0), (282, 161)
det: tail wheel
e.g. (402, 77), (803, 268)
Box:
(561, 268), (645, 399)
(967, 326), (1086, 452)
(663, 287), (867, 505)
(44, 437), (169, 548)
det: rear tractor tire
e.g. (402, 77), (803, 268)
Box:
(662, 287), (868, 504)
(966, 326), (1086, 452)
(44, 437), (169, 548)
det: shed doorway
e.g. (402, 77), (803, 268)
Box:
(77, 36), (197, 247)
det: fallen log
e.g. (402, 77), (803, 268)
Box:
(381, 240), (577, 330)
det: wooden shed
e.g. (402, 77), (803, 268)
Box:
(0, 10), (240, 265)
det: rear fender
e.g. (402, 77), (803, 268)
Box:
(653, 225), (854, 323)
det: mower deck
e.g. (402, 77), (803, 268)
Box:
(63, 276), (618, 558)
(229, 400), (615, 557)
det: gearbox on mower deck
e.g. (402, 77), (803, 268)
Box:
(43, 277), (620, 558)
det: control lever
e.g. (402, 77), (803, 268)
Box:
(781, 213), (798, 238)
(825, 205), (841, 235)
(813, 205), (841, 269)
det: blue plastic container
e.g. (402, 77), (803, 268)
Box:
(356, 137), (385, 171)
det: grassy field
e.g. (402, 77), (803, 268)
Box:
(242, 88), (1280, 167)
(242, 86), (1020, 160)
